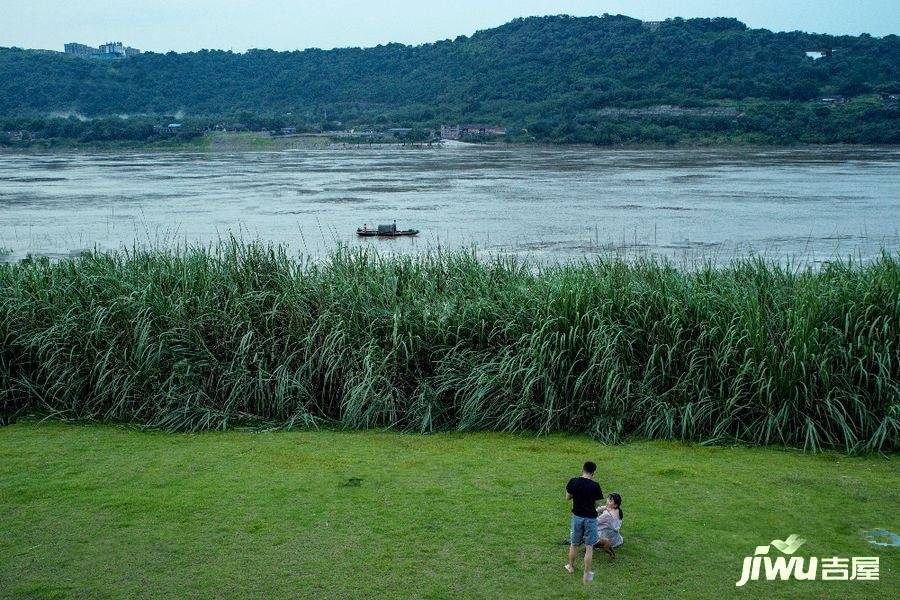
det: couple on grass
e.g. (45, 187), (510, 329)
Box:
(564, 461), (623, 583)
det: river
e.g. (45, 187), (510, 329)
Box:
(1, 145), (898, 264)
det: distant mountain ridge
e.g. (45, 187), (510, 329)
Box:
(2, 14), (898, 145)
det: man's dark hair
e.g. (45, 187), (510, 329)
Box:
(583, 461), (597, 474)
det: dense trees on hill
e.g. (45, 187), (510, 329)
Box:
(1, 15), (898, 145)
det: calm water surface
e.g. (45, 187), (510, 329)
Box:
(0, 145), (898, 264)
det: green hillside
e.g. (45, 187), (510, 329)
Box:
(2, 15), (899, 144)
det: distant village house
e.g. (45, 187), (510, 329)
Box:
(440, 124), (507, 140)
(2, 131), (27, 142)
(805, 48), (834, 60)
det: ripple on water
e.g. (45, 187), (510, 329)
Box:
(0, 147), (897, 265)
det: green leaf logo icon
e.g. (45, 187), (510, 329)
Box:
(770, 534), (806, 555)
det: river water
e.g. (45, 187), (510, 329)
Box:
(0, 145), (898, 264)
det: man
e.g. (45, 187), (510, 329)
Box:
(564, 461), (603, 583)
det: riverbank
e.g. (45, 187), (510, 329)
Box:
(0, 422), (896, 599)
(3, 132), (899, 153)
(0, 131), (472, 152)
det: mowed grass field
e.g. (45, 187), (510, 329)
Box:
(0, 423), (897, 599)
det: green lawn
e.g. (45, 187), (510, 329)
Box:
(0, 424), (896, 599)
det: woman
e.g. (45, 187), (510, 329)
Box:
(594, 493), (623, 558)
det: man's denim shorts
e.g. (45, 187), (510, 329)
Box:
(570, 515), (599, 546)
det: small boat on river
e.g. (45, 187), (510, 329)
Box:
(356, 221), (419, 237)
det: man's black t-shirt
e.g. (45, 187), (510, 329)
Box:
(566, 477), (603, 518)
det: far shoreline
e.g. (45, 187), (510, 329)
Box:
(1, 132), (899, 154)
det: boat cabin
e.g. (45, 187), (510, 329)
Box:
(357, 220), (419, 238)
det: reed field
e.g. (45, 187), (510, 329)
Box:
(0, 242), (897, 453)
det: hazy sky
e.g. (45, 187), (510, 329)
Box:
(4, 1), (898, 53)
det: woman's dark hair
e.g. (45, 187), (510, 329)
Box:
(609, 493), (623, 519)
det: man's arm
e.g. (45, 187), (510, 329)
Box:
(566, 492), (573, 500)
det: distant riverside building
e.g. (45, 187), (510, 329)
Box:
(440, 124), (507, 140)
(440, 125), (459, 139)
(805, 48), (834, 60)
(64, 41), (141, 59)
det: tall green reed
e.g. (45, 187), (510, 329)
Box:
(1, 241), (896, 453)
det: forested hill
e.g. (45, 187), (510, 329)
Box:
(2, 14), (899, 145)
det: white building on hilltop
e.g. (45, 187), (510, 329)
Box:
(64, 41), (141, 59)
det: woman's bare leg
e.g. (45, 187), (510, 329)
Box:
(596, 539), (616, 558)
